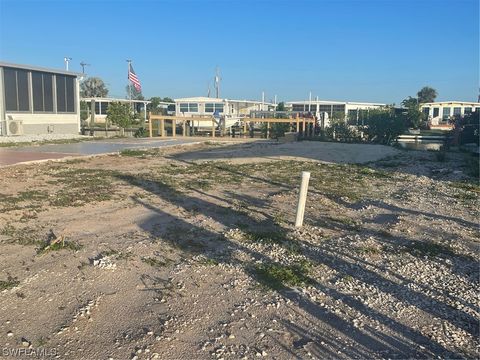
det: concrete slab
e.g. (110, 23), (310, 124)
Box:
(0, 138), (202, 167)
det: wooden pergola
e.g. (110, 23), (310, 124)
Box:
(148, 112), (316, 138)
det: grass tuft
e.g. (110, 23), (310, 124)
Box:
(254, 260), (313, 290)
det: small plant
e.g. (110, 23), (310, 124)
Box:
(120, 149), (148, 157)
(141, 256), (171, 267)
(254, 260), (313, 290)
(0, 275), (20, 290)
(357, 245), (382, 254)
(37, 235), (83, 255)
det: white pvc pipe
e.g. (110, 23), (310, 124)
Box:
(295, 171), (311, 227)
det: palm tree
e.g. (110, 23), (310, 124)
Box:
(80, 77), (109, 97)
(417, 86), (437, 104)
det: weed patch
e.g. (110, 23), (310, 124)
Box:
(0, 275), (20, 290)
(120, 149), (149, 157)
(141, 256), (172, 267)
(254, 260), (313, 290)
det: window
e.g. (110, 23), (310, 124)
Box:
(179, 103), (198, 112)
(189, 103), (198, 112)
(464, 107), (472, 114)
(453, 107), (461, 116)
(318, 105), (331, 115)
(56, 75), (76, 113)
(205, 103), (224, 113)
(32, 71), (54, 112)
(442, 107), (451, 120)
(3, 67), (30, 112)
(422, 107), (430, 116)
(475, 107), (480, 113)
(433, 108), (439, 117)
(292, 104), (306, 111)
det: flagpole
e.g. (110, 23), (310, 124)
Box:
(126, 59), (132, 105)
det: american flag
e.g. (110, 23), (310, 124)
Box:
(128, 63), (141, 92)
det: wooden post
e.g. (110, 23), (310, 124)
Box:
(243, 120), (247, 138)
(303, 118), (306, 137)
(296, 114), (300, 133)
(172, 119), (176, 137)
(212, 119), (216, 138)
(266, 121), (270, 139)
(182, 121), (186, 136)
(148, 112), (153, 138)
(160, 119), (165, 137)
(90, 99), (95, 130)
(295, 171), (311, 228)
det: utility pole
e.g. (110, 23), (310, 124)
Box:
(64, 57), (72, 71)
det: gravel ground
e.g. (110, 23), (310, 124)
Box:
(0, 141), (478, 359)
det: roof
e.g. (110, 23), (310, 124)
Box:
(175, 96), (224, 103)
(174, 96), (275, 105)
(286, 100), (386, 106)
(420, 101), (480, 106)
(81, 97), (151, 104)
(0, 61), (82, 76)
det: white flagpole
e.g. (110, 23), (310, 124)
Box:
(127, 59), (132, 102)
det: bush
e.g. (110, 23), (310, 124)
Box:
(107, 102), (133, 131)
(325, 119), (358, 142)
(134, 127), (147, 138)
(360, 108), (407, 144)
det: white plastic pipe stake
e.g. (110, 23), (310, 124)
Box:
(295, 171), (311, 227)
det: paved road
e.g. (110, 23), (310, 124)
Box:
(0, 138), (202, 166)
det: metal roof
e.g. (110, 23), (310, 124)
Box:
(81, 97), (151, 104)
(420, 101), (480, 106)
(286, 100), (386, 106)
(174, 96), (276, 106)
(0, 61), (82, 76)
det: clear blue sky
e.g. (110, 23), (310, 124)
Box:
(0, 0), (478, 104)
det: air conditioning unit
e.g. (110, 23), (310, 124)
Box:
(8, 120), (24, 136)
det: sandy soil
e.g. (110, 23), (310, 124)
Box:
(0, 140), (478, 360)
(177, 140), (401, 164)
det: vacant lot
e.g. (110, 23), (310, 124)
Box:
(0, 140), (478, 360)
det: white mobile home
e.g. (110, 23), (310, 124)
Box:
(0, 61), (81, 136)
(81, 97), (152, 124)
(420, 101), (480, 125)
(174, 96), (274, 128)
(286, 99), (386, 127)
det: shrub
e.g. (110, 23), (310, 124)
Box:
(360, 108), (407, 144)
(107, 102), (133, 133)
(325, 118), (358, 142)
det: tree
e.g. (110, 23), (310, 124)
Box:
(106, 102), (133, 135)
(361, 107), (407, 144)
(417, 86), (437, 104)
(401, 96), (425, 129)
(126, 85), (144, 100)
(276, 102), (286, 111)
(401, 96), (418, 108)
(162, 97), (174, 103)
(80, 77), (109, 97)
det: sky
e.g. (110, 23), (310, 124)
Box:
(0, 0), (478, 104)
